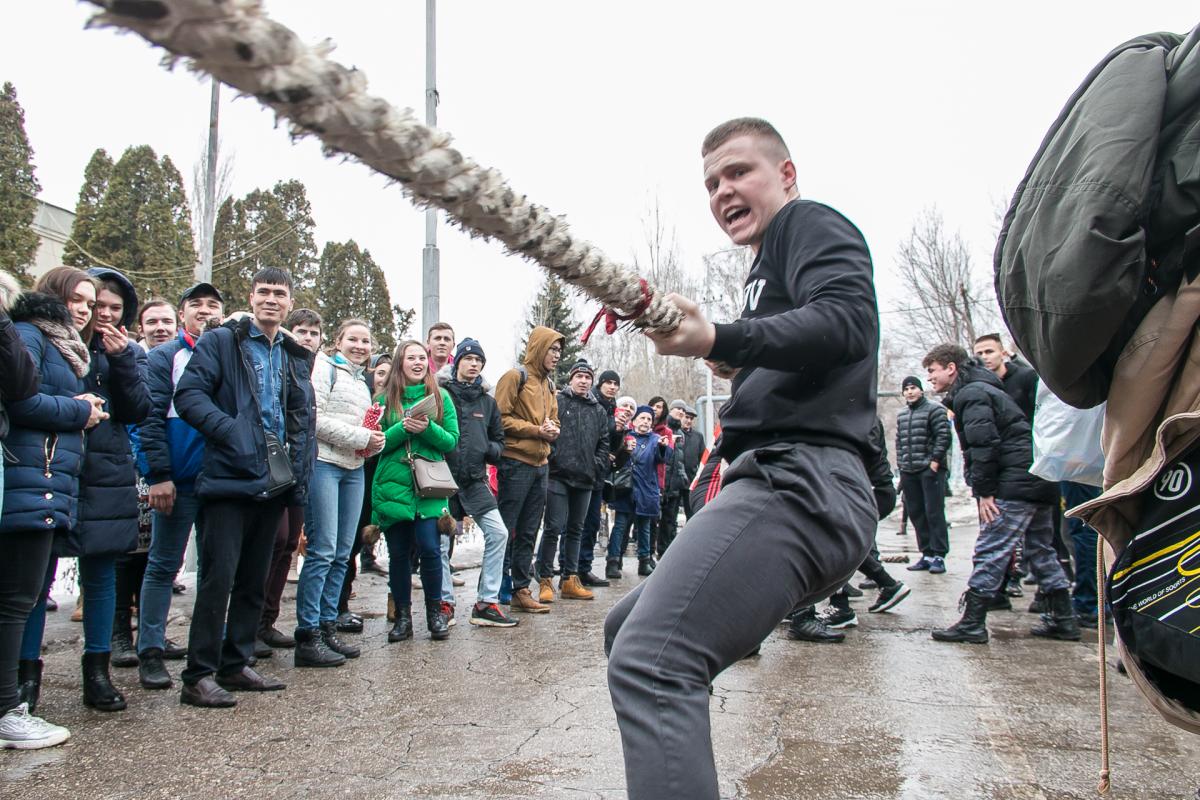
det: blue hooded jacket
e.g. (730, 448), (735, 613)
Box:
(132, 329), (206, 488)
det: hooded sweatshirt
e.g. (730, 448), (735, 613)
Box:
(494, 325), (563, 466)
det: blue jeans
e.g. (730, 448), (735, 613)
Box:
(385, 518), (442, 608)
(607, 510), (652, 562)
(138, 488), (204, 653)
(474, 508), (508, 604)
(578, 488), (604, 575)
(1061, 481), (1102, 615)
(23, 554), (116, 658)
(439, 534), (455, 605)
(297, 461), (364, 630)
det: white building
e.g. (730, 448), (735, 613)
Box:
(28, 198), (75, 280)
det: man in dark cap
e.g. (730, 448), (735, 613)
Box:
(535, 359), (610, 601)
(896, 375), (951, 573)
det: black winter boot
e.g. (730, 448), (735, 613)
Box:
(138, 648), (173, 689)
(1030, 587), (1082, 641)
(111, 608), (138, 668)
(16, 659), (42, 713)
(426, 601), (450, 641)
(605, 560), (622, 580)
(81, 652), (127, 711)
(932, 589), (991, 644)
(293, 627), (345, 668)
(388, 606), (414, 642)
(1027, 589), (1046, 614)
(637, 558), (655, 577)
(319, 621), (361, 658)
(988, 591), (1013, 611)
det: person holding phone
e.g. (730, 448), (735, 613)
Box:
(605, 406), (669, 579)
(373, 340), (459, 641)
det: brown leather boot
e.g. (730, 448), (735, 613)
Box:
(537, 578), (555, 604)
(559, 575), (594, 600)
(510, 587), (550, 614)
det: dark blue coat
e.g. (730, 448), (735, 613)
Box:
(612, 430), (667, 517)
(63, 268), (152, 557)
(174, 317), (314, 504)
(132, 331), (206, 488)
(1, 293), (92, 537)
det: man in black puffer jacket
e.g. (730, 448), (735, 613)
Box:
(895, 375), (951, 571)
(577, 369), (624, 587)
(535, 360), (610, 601)
(440, 339), (516, 628)
(923, 344), (1077, 645)
(173, 268), (313, 707)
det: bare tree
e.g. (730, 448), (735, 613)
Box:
(888, 207), (1001, 354)
(191, 137), (235, 279)
(583, 201), (709, 404)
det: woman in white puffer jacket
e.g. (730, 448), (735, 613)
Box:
(294, 319), (385, 667)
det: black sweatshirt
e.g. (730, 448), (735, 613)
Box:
(706, 199), (879, 461)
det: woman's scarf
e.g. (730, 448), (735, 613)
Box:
(27, 316), (90, 377)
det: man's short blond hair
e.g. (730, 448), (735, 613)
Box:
(701, 117), (791, 163)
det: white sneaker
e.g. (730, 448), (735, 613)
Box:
(0, 704), (71, 749)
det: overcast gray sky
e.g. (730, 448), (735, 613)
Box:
(4, 1), (1195, 383)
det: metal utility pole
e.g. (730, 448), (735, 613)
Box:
(197, 77), (220, 282)
(421, 0), (440, 337)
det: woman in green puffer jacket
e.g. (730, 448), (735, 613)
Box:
(373, 340), (459, 642)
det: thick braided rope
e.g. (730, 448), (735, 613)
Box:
(84, 0), (683, 334)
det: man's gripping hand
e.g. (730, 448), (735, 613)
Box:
(646, 294), (716, 359)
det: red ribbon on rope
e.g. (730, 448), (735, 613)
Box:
(580, 279), (653, 345)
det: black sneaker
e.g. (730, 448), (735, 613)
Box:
(858, 579), (878, 590)
(469, 602), (519, 628)
(579, 571), (610, 587)
(293, 628), (345, 668)
(787, 609), (845, 643)
(334, 611), (363, 633)
(868, 582), (912, 613)
(162, 639), (187, 659)
(906, 556), (932, 571)
(928, 556), (946, 574)
(842, 584), (864, 599)
(821, 606), (858, 629)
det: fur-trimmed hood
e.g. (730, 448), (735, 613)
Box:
(0, 270), (21, 314)
(9, 291), (73, 328)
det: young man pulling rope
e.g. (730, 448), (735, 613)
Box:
(604, 117), (881, 799)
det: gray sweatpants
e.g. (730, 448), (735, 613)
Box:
(604, 443), (877, 799)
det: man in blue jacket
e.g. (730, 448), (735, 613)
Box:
(173, 268), (314, 707)
(132, 282), (224, 690)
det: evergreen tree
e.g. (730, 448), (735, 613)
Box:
(314, 239), (411, 355)
(522, 274), (583, 384)
(212, 179), (317, 308)
(81, 145), (196, 300)
(0, 82), (41, 283)
(63, 148), (113, 268)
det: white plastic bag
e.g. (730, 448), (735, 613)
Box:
(1030, 381), (1105, 487)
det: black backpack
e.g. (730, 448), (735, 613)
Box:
(1107, 447), (1200, 713)
(995, 26), (1200, 409)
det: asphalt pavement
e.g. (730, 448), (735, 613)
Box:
(6, 497), (1199, 799)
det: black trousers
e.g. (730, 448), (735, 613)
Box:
(115, 552), (149, 612)
(899, 468), (949, 557)
(498, 458), (549, 590)
(657, 493), (683, 557)
(183, 498), (284, 685)
(0, 530), (54, 713)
